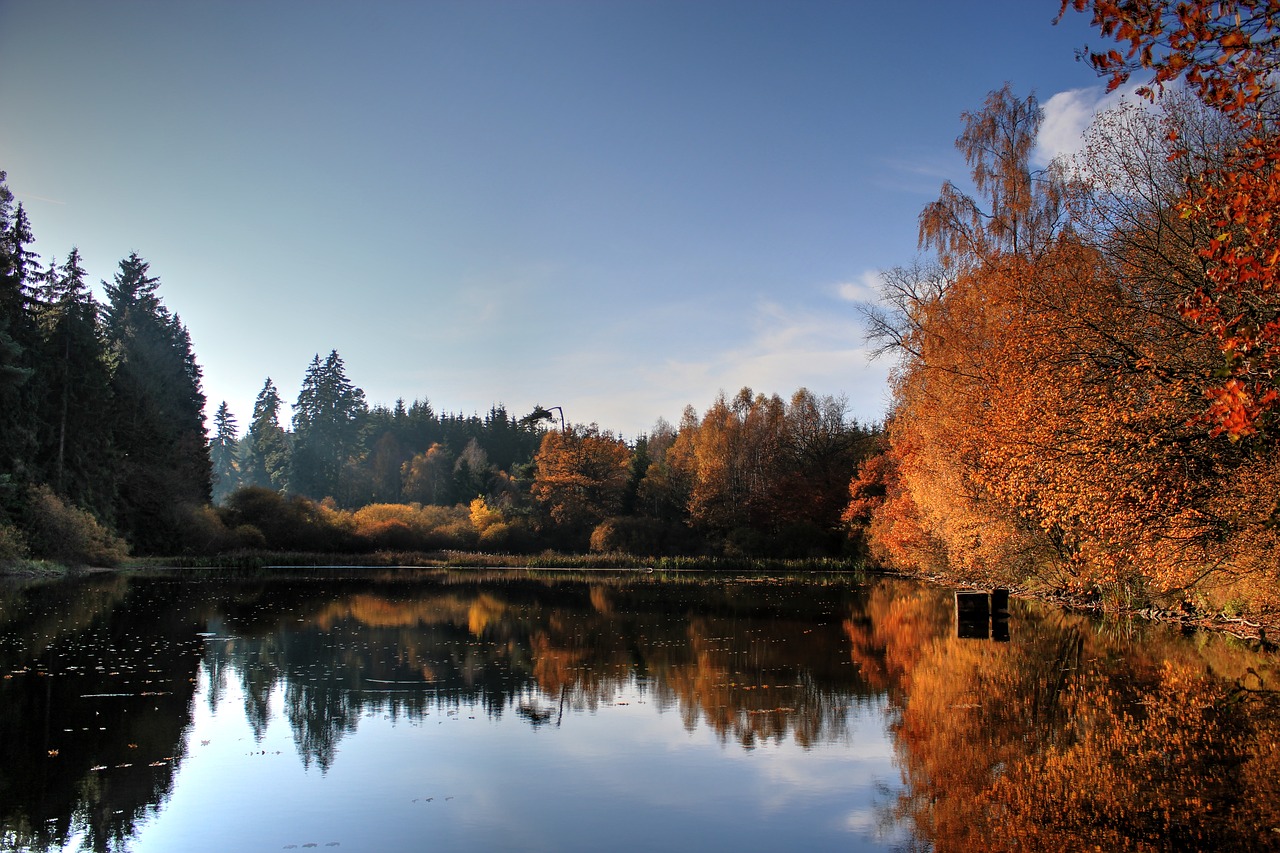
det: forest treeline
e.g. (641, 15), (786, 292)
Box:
(845, 2), (1280, 615)
(0, 188), (875, 563)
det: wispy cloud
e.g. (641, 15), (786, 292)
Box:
(634, 298), (893, 426)
(16, 192), (66, 206)
(833, 270), (882, 304)
(872, 152), (963, 196)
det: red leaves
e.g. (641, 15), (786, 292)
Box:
(1061, 0), (1280, 115)
(1176, 133), (1280, 436)
(1201, 378), (1279, 439)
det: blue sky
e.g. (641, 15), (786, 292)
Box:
(0, 1), (1115, 437)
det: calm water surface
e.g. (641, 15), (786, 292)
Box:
(1, 570), (1277, 852)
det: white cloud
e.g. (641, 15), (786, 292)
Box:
(631, 298), (893, 429)
(1034, 84), (1142, 166)
(834, 270), (883, 304)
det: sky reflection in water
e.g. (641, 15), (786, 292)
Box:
(131, 670), (898, 853)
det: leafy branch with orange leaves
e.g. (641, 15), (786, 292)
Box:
(1063, 0), (1280, 437)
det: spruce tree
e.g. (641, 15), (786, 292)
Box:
(241, 378), (290, 491)
(0, 178), (40, 518)
(210, 401), (240, 504)
(289, 350), (366, 502)
(103, 253), (212, 553)
(33, 248), (115, 518)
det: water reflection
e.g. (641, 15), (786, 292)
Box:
(191, 572), (873, 767)
(847, 581), (1280, 852)
(0, 571), (1277, 852)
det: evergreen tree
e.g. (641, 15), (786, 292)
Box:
(103, 253), (212, 553)
(0, 181), (41, 516)
(451, 438), (491, 502)
(241, 378), (290, 491)
(33, 248), (115, 517)
(289, 350), (367, 502)
(210, 401), (240, 504)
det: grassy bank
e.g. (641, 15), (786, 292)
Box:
(121, 550), (872, 574)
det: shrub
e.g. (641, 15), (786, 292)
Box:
(478, 519), (535, 553)
(220, 486), (355, 552)
(23, 486), (128, 566)
(0, 521), (28, 562)
(590, 516), (669, 556)
(469, 497), (504, 533)
(179, 504), (242, 555)
(360, 518), (423, 551)
(232, 524), (267, 550)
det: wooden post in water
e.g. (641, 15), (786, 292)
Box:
(955, 589), (1011, 641)
(955, 591), (991, 639)
(991, 588), (1009, 615)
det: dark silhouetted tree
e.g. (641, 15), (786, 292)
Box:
(241, 378), (290, 491)
(289, 350), (367, 502)
(103, 252), (211, 553)
(210, 401), (240, 504)
(33, 248), (115, 518)
(0, 181), (40, 517)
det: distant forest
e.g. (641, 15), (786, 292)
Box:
(0, 176), (877, 563)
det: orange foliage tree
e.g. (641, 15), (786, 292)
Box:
(855, 80), (1280, 604)
(643, 387), (868, 555)
(1062, 0), (1280, 436)
(530, 425), (632, 544)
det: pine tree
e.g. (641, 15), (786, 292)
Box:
(289, 350), (367, 502)
(0, 179), (41, 518)
(241, 378), (290, 491)
(33, 248), (115, 517)
(103, 253), (212, 553)
(210, 401), (240, 504)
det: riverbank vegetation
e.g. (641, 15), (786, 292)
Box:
(846, 2), (1280, 621)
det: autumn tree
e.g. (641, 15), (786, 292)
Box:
(860, 74), (1280, 605)
(920, 84), (1063, 267)
(531, 424), (632, 547)
(401, 442), (454, 505)
(636, 409), (697, 524)
(1062, 0), (1280, 436)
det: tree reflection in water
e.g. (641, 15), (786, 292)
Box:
(192, 573), (875, 769)
(846, 580), (1280, 852)
(0, 570), (1276, 852)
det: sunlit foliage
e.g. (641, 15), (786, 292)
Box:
(856, 69), (1280, 612)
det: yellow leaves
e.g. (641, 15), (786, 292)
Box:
(468, 497), (504, 533)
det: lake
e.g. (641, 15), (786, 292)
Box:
(1, 569), (1277, 852)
